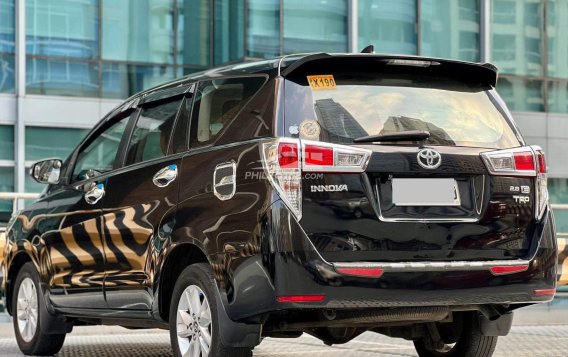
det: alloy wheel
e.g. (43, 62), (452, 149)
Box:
(176, 285), (212, 357)
(16, 277), (38, 342)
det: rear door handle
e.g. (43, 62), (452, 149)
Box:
(85, 183), (105, 205)
(153, 164), (178, 188)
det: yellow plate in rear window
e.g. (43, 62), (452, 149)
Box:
(307, 75), (336, 90)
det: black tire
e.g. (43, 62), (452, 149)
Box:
(414, 313), (498, 357)
(169, 263), (253, 357)
(12, 262), (66, 356)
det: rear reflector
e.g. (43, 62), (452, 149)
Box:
(534, 289), (556, 296)
(489, 265), (529, 276)
(336, 267), (385, 278)
(276, 295), (325, 303)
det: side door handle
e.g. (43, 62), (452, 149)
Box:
(85, 183), (105, 205)
(153, 164), (178, 188)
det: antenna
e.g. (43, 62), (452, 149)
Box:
(361, 45), (375, 54)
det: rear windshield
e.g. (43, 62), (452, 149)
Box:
(284, 70), (520, 149)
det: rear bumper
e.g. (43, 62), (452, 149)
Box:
(224, 201), (557, 321)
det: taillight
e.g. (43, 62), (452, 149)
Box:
(302, 140), (371, 173)
(513, 152), (535, 171)
(278, 142), (299, 168)
(536, 151), (547, 174)
(481, 147), (536, 176)
(263, 139), (303, 218)
(262, 139), (372, 220)
(481, 146), (549, 220)
(534, 147), (548, 220)
(304, 145), (334, 166)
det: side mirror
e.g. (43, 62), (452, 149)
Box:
(30, 159), (63, 185)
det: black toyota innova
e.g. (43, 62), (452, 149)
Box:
(2, 53), (557, 357)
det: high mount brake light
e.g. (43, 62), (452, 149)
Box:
(262, 139), (372, 219)
(481, 146), (549, 220)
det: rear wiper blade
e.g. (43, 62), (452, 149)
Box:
(353, 130), (430, 143)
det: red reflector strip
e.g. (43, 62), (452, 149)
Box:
(489, 265), (529, 275)
(276, 295), (325, 303)
(513, 152), (535, 171)
(336, 267), (385, 278)
(534, 289), (556, 296)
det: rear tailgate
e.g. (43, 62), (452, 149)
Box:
(279, 55), (547, 264)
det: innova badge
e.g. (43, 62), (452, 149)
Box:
(417, 148), (442, 169)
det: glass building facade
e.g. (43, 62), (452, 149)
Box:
(1, 0), (568, 222)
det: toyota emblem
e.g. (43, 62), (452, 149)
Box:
(417, 148), (442, 169)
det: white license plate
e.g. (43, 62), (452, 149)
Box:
(392, 178), (461, 206)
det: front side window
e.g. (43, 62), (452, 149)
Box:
(124, 98), (183, 165)
(190, 77), (265, 148)
(72, 116), (130, 182)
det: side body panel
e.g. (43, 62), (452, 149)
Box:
(102, 157), (182, 310)
(42, 181), (107, 308)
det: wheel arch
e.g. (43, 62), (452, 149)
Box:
(157, 243), (210, 322)
(5, 252), (33, 316)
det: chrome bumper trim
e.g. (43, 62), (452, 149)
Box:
(333, 260), (531, 272)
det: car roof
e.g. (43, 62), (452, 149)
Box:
(139, 52), (498, 94)
(104, 52), (499, 122)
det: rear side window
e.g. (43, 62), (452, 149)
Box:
(190, 77), (265, 148)
(285, 69), (520, 149)
(125, 98), (183, 165)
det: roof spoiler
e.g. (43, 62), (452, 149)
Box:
(279, 53), (499, 87)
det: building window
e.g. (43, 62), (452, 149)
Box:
(26, 57), (99, 96)
(102, 0), (174, 64)
(547, 0), (568, 79)
(497, 77), (545, 112)
(25, 126), (88, 162)
(247, 0), (280, 58)
(26, 0), (99, 59)
(548, 81), (568, 113)
(284, 0), (348, 54)
(102, 63), (174, 99)
(177, 0), (211, 68)
(0, 125), (14, 161)
(421, 0), (480, 62)
(0, 167), (14, 213)
(214, 0), (244, 65)
(26, 0), (99, 96)
(491, 0), (544, 77)
(359, 0), (417, 55)
(0, 0), (15, 93)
